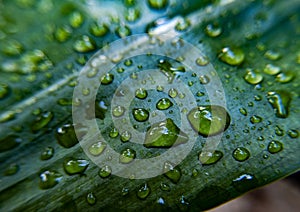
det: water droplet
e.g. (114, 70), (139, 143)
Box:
(232, 147), (250, 162)
(168, 88), (178, 98)
(244, 69), (263, 85)
(219, 47), (245, 66)
(86, 192), (96, 205)
(263, 64), (281, 75)
(124, 59), (133, 66)
(31, 111), (54, 133)
(232, 174), (258, 192)
(63, 158), (89, 175)
(137, 183), (151, 199)
(122, 187), (129, 196)
(163, 161), (181, 184)
(112, 105), (125, 117)
(276, 71), (294, 83)
(132, 108), (149, 122)
(73, 35), (96, 53)
(2, 39), (23, 56)
(199, 75), (210, 84)
(55, 124), (79, 148)
(199, 150), (223, 165)
(109, 127), (119, 138)
(3, 162), (19, 176)
(268, 140), (283, 154)
(120, 130), (131, 142)
(69, 11), (84, 28)
(125, 8), (140, 22)
(119, 148), (136, 164)
(250, 115), (262, 124)
(0, 135), (22, 152)
(239, 107), (247, 116)
(156, 98), (173, 110)
(39, 170), (63, 189)
(135, 88), (147, 99)
(267, 90), (291, 118)
(196, 55), (209, 66)
(41, 147), (54, 160)
(288, 129), (299, 138)
(196, 91), (205, 97)
(187, 105), (231, 137)
(147, 0), (168, 10)
(89, 22), (109, 37)
(89, 141), (107, 156)
(160, 182), (171, 191)
(54, 25), (72, 42)
(115, 25), (131, 38)
(144, 118), (188, 148)
(125, 0), (136, 6)
(100, 73), (114, 85)
(98, 165), (112, 178)
(205, 23), (222, 37)
(175, 18), (191, 31)
(264, 50), (281, 60)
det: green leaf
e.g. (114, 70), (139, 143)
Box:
(0, 0), (299, 211)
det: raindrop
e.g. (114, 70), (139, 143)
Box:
(112, 105), (125, 117)
(4, 163), (19, 176)
(232, 147), (250, 162)
(0, 135), (22, 153)
(199, 150), (223, 165)
(205, 23), (222, 37)
(119, 148), (136, 164)
(55, 124), (79, 148)
(63, 158), (89, 175)
(89, 22), (109, 37)
(31, 111), (54, 133)
(135, 88), (148, 99)
(137, 183), (151, 199)
(168, 88), (178, 98)
(100, 73), (114, 85)
(54, 25), (72, 42)
(250, 115), (262, 124)
(40, 147), (54, 160)
(263, 64), (281, 75)
(156, 98), (173, 110)
(267, 140), (283, 154)
(219, 47), (245, 66)
(116, 25), (131, 38)
(267, 90), (291, 118)
(73, 35), (96, 53)
(98, 165), (112, 178)
(88, 141), (107, 156)
(244, 69), (263, 85)
(147, 0), (168, 10)
(39, 170), (63, 189)
(120, 130), (131, 142)
(86, 192), (96, 205)
(132, 108), (149, 122)
(163, 161), (181, 184)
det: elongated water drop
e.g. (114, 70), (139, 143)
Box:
(0, 135), (22, 153)
(39, 170), (63, 189)
(163, 161), (181, 184)
(267, 90), (291, 118)
(88, 141), (106, 156)
(55, 124), (79, 148)
(31, 111), (54, 133)
(63, 158), (89, 175)
(219, 47), (245, 66)
(199, 150), (223, 165)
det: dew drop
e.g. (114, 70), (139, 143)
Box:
(137, 183), (151, 199)
(39, 170), (63, 189)
(244, 69), (263, 85)
(267, 140), (283, 154)
(205, 23), (222, 37)
(98, 165), (112, 178)
(175, 18), (191, 31)
(263, 64), (281, 75)
(89, 22), (109, 37)
(122, 187), (129, 196)
(100, 73), (114, 85)
(250, 115), (262, 124)
(31, 111), (54, 133)
(275, 71), (294, 83)
(239, 107), (247, 116)
(232, 147), (250, 162)
(160, 182), (171, 191)
(69, 11), (84, 28)
(199, 150), (223, 165)
(264, 50), (281, 60)
(156, 98), (173, 110)
(55, 124), (79, 148)
(144, 118), (188, 148)
(115, 25), (131, 38)
(163, 161), (181, 184)
(147, 0), (168, 10)
(120, 130), (131, 142)
(86, 192), (96, 205)
(168, 88), (178, 98)
(199, 75), (210, 84)
(40, 147), (54, 160)
(109, 127), (119, 138)
(125, 8), (140, 22)
(73, 35), (96, 53)
(63, 158), (89, 175)
(219, 47), (245, 66)
(135, 88), (147, 99)
(267, 90), (291, 118)
(288, 129), (299, 138)
(112, 105), (125, 117)
(54, 25), (72, 42)
(88, 141), (107, 156)
(132, 108), (149, 122)
(187, 105), (231, 137)
(119, 148), (136, 164)
(196, 55), (209, 66)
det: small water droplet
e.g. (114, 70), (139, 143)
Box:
(267, 140), (283, 154)
(116, 25), (131, 38)
(89, 22), (109, 37)
(199, 75), (210, 84)
(264, 50), (281, 60)
(39, 170), (63, 189)
(4, 163), (19, 176)
(244, 69), (263, 85)
(119, 148), (136, 164)
(89, 141), (107, 156)
(86, 192), (96, 205)
(288, 129), (299, 138)
(109, 127), (119, 138)
(267, 90), (291, 118)
(144, 118), (188, 148)
(232, 147), (250, 162)
(112, 105), (125, 117)
(132, 108), (149, 122)
(69, 11), (84, 28)
(199, 150), (223, 165)
(73, 35), (96, 53)
(239, 107), (247, 116)
(100, 73), (114, 85)
(31, 111), (54, 133)
(54, 25), (72, 42)
(120, 130), (132, 142)
(147, 0), (168, 10)
(250, 115), (262, 124)
(187, 105), (231, 137)
(137, 183), (151, 199)
(63, 158), (89, 175)
(276, 71), (294, 83)
(98, 165), (112, 178)
(163, 161), (181, 184)
(135, 88), (147, 99)
(263, 64), (281, 75)
(122, 187), (129, 196)
(41, 147), (54, 160)
(205, 23), (222, 37)
(156, 98), (173, 110)
(196, 55), (209, 66)
(168, 88), (178, 98)
(219, 47), (245, 66)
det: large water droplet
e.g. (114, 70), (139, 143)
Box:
(219, 47), (245, 66)
(132, 108), (149, 122)
(232, 147), (250, 162)
(73, 35), (96, 53)
(156, 98), (173, 110)
(163, 161), (181, 184)
(267, 90), (291, 118)
(119, 148), (136, 164)
(40, 147), (54, 160)
(244, 69), (263, 85)
(31, 111), (54, 133)
(267, 140), (283, 154)
(39, 170), (63, 189)
(187, 105), (231, 137)
(0, 135), (22, 153)
(55, 124), (79, 148)
(63, 158), (89, 175)
(88, 141), (107, 156)
(137, 183), (151, 199)
(276, 71), (294, 83)
(144, 118), (188, 148)
(199, 150), (223, 165)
